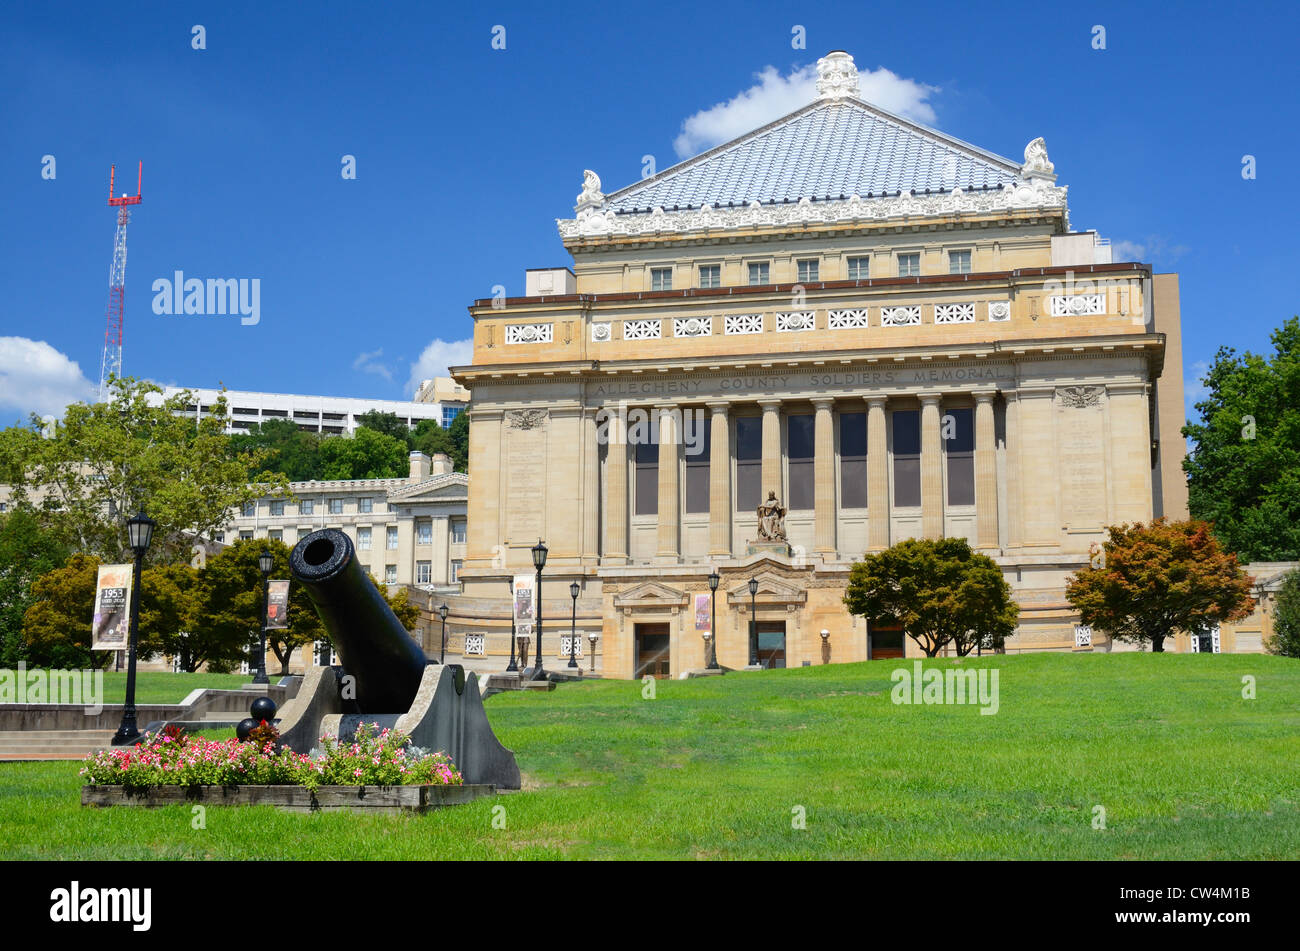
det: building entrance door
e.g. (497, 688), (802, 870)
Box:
(756, 621), (786, 669)
(635, 624), (671, 679)
(869, 623), (905, 659)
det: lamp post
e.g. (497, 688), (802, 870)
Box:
(438, 603), (449, 664)
(707, 570), (720, 670)
(587, 631), (599, 673)
(820, 628), (830, 664)
(112, 510), (155, 745)
(530, 539), (548, 680)
(747, 576), (759, 667)
(505, 578), (518, 672)
(252, 549), (273, 685)
(568, 581), (580, 668)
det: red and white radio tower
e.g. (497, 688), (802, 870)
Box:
(98, 162), (143, 401)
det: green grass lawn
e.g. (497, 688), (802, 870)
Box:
(70, 671), (253, 705)
(2, 653), (1297, 859)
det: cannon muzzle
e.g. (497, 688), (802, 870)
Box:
(289, 528), (428, 712)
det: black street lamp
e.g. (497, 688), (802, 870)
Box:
(252, 549), (273, 685)
(747, 576), (759, 667)
(112, 510), (155, 745)
(568, 581), (580, 668)
(530, 539), (548, 680)
(707, 569), (721, 670)
(505, 578), (518, 673)
(438, 603), (449, 664)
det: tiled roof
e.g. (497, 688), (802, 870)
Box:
(606, 98), (1021, 214)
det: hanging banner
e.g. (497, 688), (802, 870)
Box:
(512, 574), (535, 645)
(91, 564), (133, 651)
(266, 580), (290, 630)
(694, 593), (711, 632)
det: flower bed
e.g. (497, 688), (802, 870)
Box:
(80, 722), (463, 791)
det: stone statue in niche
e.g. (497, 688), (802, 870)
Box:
(756, 491), (788, 542)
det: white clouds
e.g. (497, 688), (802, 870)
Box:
(673, 62), (940, 158)
(1184, 359), (1211, 418)
(0, 337), (96, 421)
(406, 338), (473, 398)
(1112, 236), (1191, 266)
(352, 348), (394, 382)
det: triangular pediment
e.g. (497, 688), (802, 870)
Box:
(604, 97), (1020, 215)
(387, 473), (469, 503)
(725, 570), (807, 606)
(613, 580), (690, 609)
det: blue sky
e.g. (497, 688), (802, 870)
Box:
(1, 0), (1296, 424)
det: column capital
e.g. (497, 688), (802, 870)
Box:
(866, 394), (889, 409)
(918, 391), (944, 406)
(758, 399), (783, 411)
(811, 397), (835, 412)
(706, 400), (731, 414)
(972, 388), (997, 403)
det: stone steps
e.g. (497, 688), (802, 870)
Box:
(0, 730), (117, 761)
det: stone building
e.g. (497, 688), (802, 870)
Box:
(442, 50), (1197, 678)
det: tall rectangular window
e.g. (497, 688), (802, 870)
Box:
(698, 265), (721, 288)
(898, 253), (920, 277)
(847, 256), (870, 279)
(386, 526), (399, 550)
(949, 249), (972, 274)
(269, 500), (284, 516)
(787, 415), (815, 510)
(450, 560), (462, 583)
(328, 498), (343, 515)
(416, 562), (431, 584)
(416, 520), (432, 545)
(796, 259), (819, 283)
(650, 267), (673, 291)
(684, 418), (711, 514)
(839, 412), (868, 508)
(357, 526), (372, 551)
(892, 410), (921, 507)
(735, 416), (762, 511)
(451, 519), (466, 543)
(357, 497), (372, 513)
(385, 565), (397, 585)
(634, 433), (658, 516)
(241, 501), (256, 517)
(300, 499), (314, 515)
(747, 262), (770, 285)
(944, 407), (975, 506)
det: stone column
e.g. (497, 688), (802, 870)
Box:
(759, 399), (782, 501)
(920, 392), (944, 539)
(813, 398), (836, 558)
(1003, 390), (1023, 550)
(655, 404), (680, 563)
(1107, 383), (1155, 524)
(1017, 386), (1058, 546)
(707, 402), (731, 557)
(582, 407), (600, 564)
(867, 396), (889, 550)
(603, 405), (628, 565)
(465, 409), (502, 570)
(974, 390), (998, 550)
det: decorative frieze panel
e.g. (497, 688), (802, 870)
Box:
(505, 323), (553, 345)
(673, 316), (712, 337)
(828, 309), (870, 329)
(881, 305), (921, 327)
(934, 303), (975, 324)
(1074, 625), (1092, 648)
(1048, 294), (1105, 317)
(559, 636), (584, 659)
(987, 301), (1011, 322)
(464, 634), (485, 656)
(1056, 385), (1104, 408)
(776, 311), (816, 332)
(591, 322), (611, 342)
(724, 313), (763, 335)
(623, 319), (662, 340)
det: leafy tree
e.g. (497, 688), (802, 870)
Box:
(0, 510), (69, 666)
(355, 410), (413, 447)
(378, 580), (421, 633)
(1182, 316), (1300, 561)
(1066, 519), (1255, 652)
(137, 562), (220, 672)
(21, 553), (108, 669)
(1, 377), (288, 564)
(318, 427), (408, 480)
(229, 418), (323, 482)
(1265, 568), (1300, 658)
(843, 537), (1019, 657)
(446, 411), (469, 472)
(412, 412), (470, 473)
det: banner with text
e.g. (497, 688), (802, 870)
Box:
(91, 563), (133, 651)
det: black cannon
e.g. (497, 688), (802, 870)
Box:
(289, 528), (427, 712)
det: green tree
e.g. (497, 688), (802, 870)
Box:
(1265, 568), (1300, 658)
(1066, 519), (1256, 652)
(318, 427), (408, 480)
(355, 410), (413, 447)
(21, 553), (107, 669)
(843, 537), (1019, 657)
(446, 411), (469, 472)
(0, 510), (70, 666)
(229, 418), (324, 482)
(412, 413), (469, 472)
(137, 562), (221, 672)
(2, 377), (288, 564)
(1182, 316), (1300, 561)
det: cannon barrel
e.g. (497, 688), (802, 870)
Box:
(289, 528), (428, 712)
